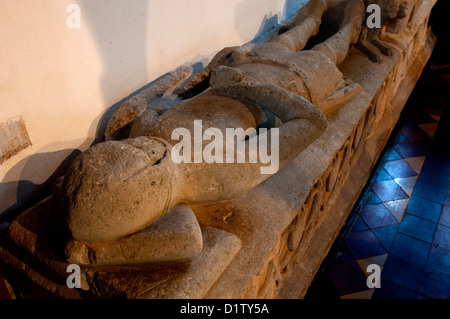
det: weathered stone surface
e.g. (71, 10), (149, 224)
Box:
(0, 0), (437, 299)
(58, 0), (366, 270)
(80, 227), (240, 299)
(63, 136), (175, 242)
(138, 227), (241, 299)
(356, 0), (407, 64)
(65, 204), (203, 267)
(0, 204), (240, 299)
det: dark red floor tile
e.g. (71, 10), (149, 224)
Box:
(0, 274), (11, 300)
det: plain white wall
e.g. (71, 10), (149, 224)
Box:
(0, 0), (307, 216)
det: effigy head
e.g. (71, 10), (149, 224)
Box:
(62, 136), (174, 242)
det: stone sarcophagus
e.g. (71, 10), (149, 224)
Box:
(0, 0), (437, 299)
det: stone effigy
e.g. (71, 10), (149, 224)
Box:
(0, 0), (437, 299)
(356, 0), (407, 63)
(61, 0), (365, 267)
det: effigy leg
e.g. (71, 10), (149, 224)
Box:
(211, 66), (327, 180)
(270, 0), (328, 52)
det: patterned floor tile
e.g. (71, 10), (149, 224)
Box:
(394, 142), (427, 158)
(404, 156), (426, 175)
(383, 199), (409, 223)
(418, 269), (450, 299)
(398, 214), (437, 243)
(384, 148), (402, 161)
(445, 188), (450, 207)
(350, 215), (369, 232)
(419, 123), (438, 138)
(389, 233), (431, 268)
(426, 109), (443, 122)
(372, 280), (417, 299)
(439, 206), (450, 227)
(345, 230), (387, 260)
(357, 254), (388, 276)
(406, 196), (443, 223)
(412, 156), (450, 205)
(326, 260), (369, 296)
(340, 289), (374, 299)
(427, 246), (450, 277)
(405, 112), (437, 125)
(373, 167), (393, 182)
(395, 133), (409, 144)
(394, 176), (418, 197)
(372, 180), (409, 202)
(372, 225), (399, 251)
(332, 240), (355, 264)
(306, 67), (450, 299)
(360, 204), (398, 229)
(383, 159), (417, 179)
(0, 274), (11, 300)
(365, 191), (383, 205)
(381, 254), (426, 292)
(400, 126), (430, 141)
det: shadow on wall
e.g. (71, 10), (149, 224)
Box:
(0, 145), (82, 222)
(77, 0), (149, 144)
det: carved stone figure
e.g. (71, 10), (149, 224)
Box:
(356, 0), (407, 63)
(59, 0), (365, 267)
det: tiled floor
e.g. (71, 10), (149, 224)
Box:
(306, 67), (450, 299)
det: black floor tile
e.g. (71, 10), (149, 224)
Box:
(406, 196), (442, 223)
(418, 269), (450, 299)
(389, 233), (431, 268)
(381, 254), (426, 292)
(372, 280), (417, 299)
(398, 214), (438, 243)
